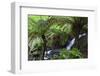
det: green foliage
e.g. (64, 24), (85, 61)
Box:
(59, 48), (69, 59)
(69, 48), (82, 58)
(28, 15), (88, 60)
(59, 48), (82, 59)
(51, 48), (82, 59)
(29, 37), (43, 51)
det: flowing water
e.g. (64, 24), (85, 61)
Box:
(66, 38), (75, 50)
(44, 33), (86, 59)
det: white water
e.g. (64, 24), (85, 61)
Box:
(44, 33), (87, 59)
(66, 38), (75, 50)
(66, 33), (86, 50)
(79, 33), (86, 38)
(44, 50), (52, 59)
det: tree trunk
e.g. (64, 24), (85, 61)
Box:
(75, 22), (83, 49)
(75, 35), (79, 49)
(41, 34), (47, 60)
(74, 25), (80, 49)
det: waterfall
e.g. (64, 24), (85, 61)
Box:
(44, 50), (52, 59)
(66, 33), (86, 50)
(44, 33), (87, 59)
(66, 38), (75, 50)
(79, 33), (86, 38)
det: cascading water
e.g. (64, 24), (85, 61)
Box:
(79, 33), (86, 38)
(66, 33), (86, 50)
(44, 33), (86, 59)
(66, 38), (75, 50)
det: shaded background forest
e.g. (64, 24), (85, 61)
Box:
(28, 15), (88, 60)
